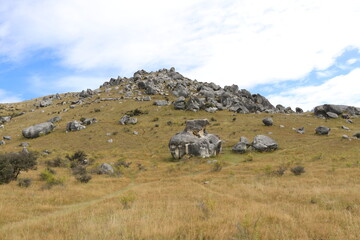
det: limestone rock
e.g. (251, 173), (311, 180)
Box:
(315, 126), (330, 135)
(169, 119), (222, 160)
(119, 115), (138, 125)
(262, 117), (273, 126)
(22, 122), (55, 138)
(66, 121), (86, 131)
(252, 135), (278, 152)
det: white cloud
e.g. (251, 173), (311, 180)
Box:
(0, 89), (22, 103)
(1, 0), (360, 106)
(347, 58), (358, 65)
(268, 68), (360, 111)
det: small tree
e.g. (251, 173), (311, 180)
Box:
(0, 151), (37, 184)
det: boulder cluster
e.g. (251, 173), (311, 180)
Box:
(314, 104), (360, 118)
(98, 68), (291, 113)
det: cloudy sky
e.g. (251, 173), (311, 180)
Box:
(0, 0), (360, 110)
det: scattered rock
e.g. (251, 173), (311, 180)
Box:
(252, 135), (278, 152)
(232, 137), (250, 154)
(342, 135), (351, 140)
(296, 107), (304, 113)
(48, 116), (62, 123)
(0, 116), (11, 124)
(346, 119), (353, 124)
(39, 98), (52, 107)
(22, 122), (55, 138)
(19, 142), (29, 147)
(97, 163), (114, 175)
(315, 126), (331, 135)
(66, 121), (86, 131)
(279, 125), (285, 128)
(0, 140), (5, 145)
(295, 127), (305, 134)
(262, 117), (273, 126)
(354, 132), (360, 139)
(81, 118), (97, 125)
(119, 115), (138, 125)
(169, 119), (222, 160)
(3, 136), (11, 140)
(341, 126), (350, 130)
(107, 139), (113, 143)
(133, 131), (139, 135)
(153, 100), (169, 106)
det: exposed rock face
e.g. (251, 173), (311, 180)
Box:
(168, 119), (222, 160)
(314, 104), (360, 117)
(315, 126), (331, 135)
(252, 135), (278, 152)
(22, 122), (55, 138)
(262, 117), (273, 126)
(119, 115), (138, 125)
(99, 68), (277, 114)
(66, 121), (86, 131)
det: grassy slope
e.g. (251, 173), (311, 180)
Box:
(0, 89), (360, 240)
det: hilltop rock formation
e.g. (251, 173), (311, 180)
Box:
(95, 68), (283, 114)
(314, 104), (360, 117)
(169, 119), (222, 160)
(22, 122), (55, 138)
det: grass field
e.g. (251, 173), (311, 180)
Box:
(0, 90), (360, 239)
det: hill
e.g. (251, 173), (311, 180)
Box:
(0, 68), (360, 240)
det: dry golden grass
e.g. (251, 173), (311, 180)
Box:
(1, 90), (360, 239)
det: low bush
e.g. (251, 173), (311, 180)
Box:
(45, 157), (67, 168)
(75, 174), (92, 183)
(120, 192), (136, 209)
(291, 166), (305, 176)
(18, 178), (32, 188)
(39, 168), (64, 188)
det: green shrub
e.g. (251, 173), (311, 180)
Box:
(45, 157), (67, 168)
(125, 108), (148, 117)
(0, 151), (37, 184)
(75, 174), (92, 183)
(18, 178), (32, 188)
(39, 169), (64, 188)
(66, 150), (88, 167)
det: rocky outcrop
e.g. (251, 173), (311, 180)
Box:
(99, 68), (277, 114)
(169, 119), (222, 160)
(22, 122), (55, 138)
(314, 104), (360, 117)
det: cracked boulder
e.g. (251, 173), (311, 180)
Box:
(22, 122), (55, 138)
(169, 119), (222, 160)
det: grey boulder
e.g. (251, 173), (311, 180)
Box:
(315, 126), (330, 135)
(97, 163), (114, 174)
(232, 136), (250, 153)
(66, 121), (86, 131)
(22, 122), (55, 138)
(153, 100), (169, 106)
(119, 115), (138, 125)
(48, 116), (62, 123)
(326, 112), (338, 119)
(252, 135), (278, 152)
(81, 118), (97, 125)
(262, 117), (273, 126)
(169, 119), (222, 160)
(354, 132), (360, 139)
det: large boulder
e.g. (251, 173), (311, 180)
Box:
(22, 122), (55, 138)
(315, 126), (330, 135)
(97, 163), (114, 175)
(66, 121), (86, 131)
(0, 116), (11, 124)
(252, 135), (278, 152)
(232, 136), (249, 153)
(314, 104), (360, 116)
(169, 119), (222, 160)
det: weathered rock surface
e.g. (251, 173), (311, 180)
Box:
(354, 132), (360, 139)
(3, 136), (11, 140)
(22, 122), (55, 138)
(81, 118), (97, 125)
(0, 116), (11, 124)
(169, 119), (222, 160)
(232, 136), (250, 153)
(262, 117), (273, 126)
(153, 100), (169, 106)
(314, 104), (360, 117)
(48, 116), (62, 123)
(326, 112), (338, 119)
(252, 135), (278, 152)
(97, 163), (114, 174)
(66, 121), (86, 131)
(315, 126), (331, 135)
(119, 115), (138, 125)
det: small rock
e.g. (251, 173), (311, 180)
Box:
(153, 100), (168, 106)
(296, 127), (305, 134)
(0, 140), (5, 145)
(342, 135), (351, 140)
(133, 131), (139, 135)
(262, 117), (273, 126)
(107, 139), (113, 143)
(354, 132), (360, 139)
(3, 136), (11, 140)
(341, 126), (350, 130)
(346, 119), (353, 124)
(66, 121), (86, 131)
(48, 116), (62, 123)
(119, 115), (138, 125)
(19, 142), (29, 147)
(97, 163), (114, 175)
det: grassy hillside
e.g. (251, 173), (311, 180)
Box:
(0, 88), (360, 240)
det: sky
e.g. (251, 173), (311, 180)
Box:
(0, 0), (360, 111)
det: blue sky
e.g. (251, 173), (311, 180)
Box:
(0, 0), (360, 110)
